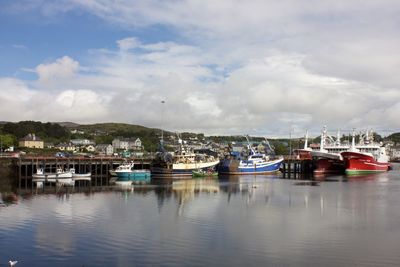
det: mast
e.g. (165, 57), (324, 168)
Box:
(349, 128), (357, 152)
(336, 129), (341, 146)
(320, 126), (327, 151)
(304, 130), (308, 149)
(158, 100), (165, 152)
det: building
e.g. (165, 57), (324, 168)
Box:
(96, 144), (114, 156)
(70, 129), (85, 135)
(389, 145), (400, 160)
(55, 143), (77, 152)
(70, 139), (95, 146)
(112, 138), (142, 151)
(85, 145), (96, 152)
(19, 133), (44, 149)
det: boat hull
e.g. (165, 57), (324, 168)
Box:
(218, 158), (283, 175)
(116, 170), (151, 183)
(151, 160), (219, 178)
(32, 172), (73, 183)
(72, 173), (92, 181)
(341, 151), (391, 175)
(313, 158), (345, 175)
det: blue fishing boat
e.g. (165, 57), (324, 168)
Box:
(218, 137), (283, 175)
(115, 162), (151, 184)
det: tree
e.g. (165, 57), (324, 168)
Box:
(0, 134), (16, 151)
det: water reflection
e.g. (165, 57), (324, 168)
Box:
(1, 168), (400, 266)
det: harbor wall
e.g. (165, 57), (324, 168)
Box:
(0, 158), (17, 191)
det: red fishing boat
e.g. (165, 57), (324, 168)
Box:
(341, 130), (391, 175)
(311, 127), (347, 175)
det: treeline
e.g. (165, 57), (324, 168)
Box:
(0, 121), (70, 145)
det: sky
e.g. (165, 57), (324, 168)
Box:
(1, 0), (400, 137)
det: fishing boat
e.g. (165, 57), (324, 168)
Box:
(310, 127), (347, 175)
(32, 168), (74, 186)
(293, 130), (313, 160)
(218, 137), (283, 175)
(341, 130), (391, 175)
(151, 135), (219, 178)
(115, 162), (151, 184)
(192, 169), (218, 178)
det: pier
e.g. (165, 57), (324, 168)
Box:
(12, 156), (152, 189)
(281, 157), (314, 178)
(1, 156), (316, 191)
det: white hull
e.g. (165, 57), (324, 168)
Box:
(172, 160), (220, 170)
(32, 172), (72, 183)
(72, 173), (92, 181)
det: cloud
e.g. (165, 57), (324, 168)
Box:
(2, 48), (400, 136)
(2, 1), (400, 135)
(35, 56), (79, 83)
(0, 78), (35, 119)
(12, 44), (27, 50)
(117, 37), (141, 51)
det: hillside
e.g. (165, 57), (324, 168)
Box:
(55, 122), (81, 128)
(76, 123), (161, 135)
(385, 132), (400, 145)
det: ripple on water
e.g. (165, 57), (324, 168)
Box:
(2, 171), (400, 266)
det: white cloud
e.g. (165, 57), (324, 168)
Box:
(116, 37), (141, 51)
(36, 56), (79, 83)
(2, 0), (400, 135)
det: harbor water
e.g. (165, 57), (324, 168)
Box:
(1, 164), (400, 266)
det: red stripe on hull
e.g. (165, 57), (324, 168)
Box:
(341, 152), (390, 173)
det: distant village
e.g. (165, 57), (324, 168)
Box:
(6, 129), (279, 159)
(1, 124), (400, 161)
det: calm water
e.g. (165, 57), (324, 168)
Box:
(1, 165), (400, 266)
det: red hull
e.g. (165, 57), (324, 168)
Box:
(341, 151), (391, 175)
(313, 158), (344, 175)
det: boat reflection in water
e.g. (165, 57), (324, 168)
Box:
(3, 166), (400, 267)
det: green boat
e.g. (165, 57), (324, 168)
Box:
(192, 169), (218, 178)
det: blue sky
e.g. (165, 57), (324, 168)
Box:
(1, 0), (400, 137)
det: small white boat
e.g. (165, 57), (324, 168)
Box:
(32, 168), (73, 184)
(70, 168), (92, 181)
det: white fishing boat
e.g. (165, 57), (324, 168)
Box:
(151, 135), (219, 178)
(32, 168), (73, 184)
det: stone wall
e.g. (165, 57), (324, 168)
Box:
(0, 158), (16, 192)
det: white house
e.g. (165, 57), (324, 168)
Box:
(112, 138), (142, 150)
(56, 143), (76, 152)
(71, 139), (95, 146)
(85, 145), (96, 152)
(96, 144), (114, 156)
